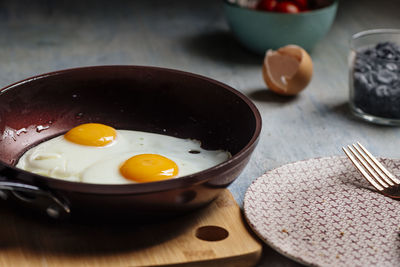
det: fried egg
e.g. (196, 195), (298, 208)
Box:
(16, 123), (231, 184)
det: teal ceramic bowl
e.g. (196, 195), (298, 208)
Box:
(224, 0), (338, 54)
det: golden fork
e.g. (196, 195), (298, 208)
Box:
(343, 142), (400, 198)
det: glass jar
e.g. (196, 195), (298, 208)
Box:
(349, 29), (400, 125)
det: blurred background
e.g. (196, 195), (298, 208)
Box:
(1, 0), (399, 88)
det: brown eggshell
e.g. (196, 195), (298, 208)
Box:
(262, 45), (313, 96)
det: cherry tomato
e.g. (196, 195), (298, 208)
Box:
(292, 0), (308, 10)
(275, 1), (300, 13)
(256, 0), (278, 11)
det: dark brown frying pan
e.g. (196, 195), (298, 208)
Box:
(0, 66), (261, 221)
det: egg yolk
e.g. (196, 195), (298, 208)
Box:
(120, 154), (179, 182)
(64, 123), (116, 147)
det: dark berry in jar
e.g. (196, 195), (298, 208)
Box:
(352, 42), (400, 118)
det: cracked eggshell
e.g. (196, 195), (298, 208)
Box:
(262, 45), (313, 96)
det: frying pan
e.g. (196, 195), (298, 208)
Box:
(0, 66), (261, 220)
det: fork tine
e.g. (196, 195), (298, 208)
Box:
(342, 146), (384, 191)
(357, 142), (400, 184)
(352, 143), (394, 186)
(347, 145), (389, 189)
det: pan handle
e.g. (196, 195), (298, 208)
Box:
(0, 179), (71, 219)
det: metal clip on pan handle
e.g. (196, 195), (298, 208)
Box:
(0, 178), (71, 219)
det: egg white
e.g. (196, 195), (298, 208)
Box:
(16, 130), (231, 184)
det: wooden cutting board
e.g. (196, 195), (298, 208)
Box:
(0, 189), (262, 267)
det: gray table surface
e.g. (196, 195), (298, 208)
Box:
(1, 0), (400, 266)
